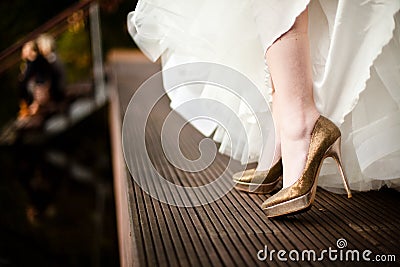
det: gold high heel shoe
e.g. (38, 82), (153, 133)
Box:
(233, 158), (282, 194)
(261, 116), (352, 217)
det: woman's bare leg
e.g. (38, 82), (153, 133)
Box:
(271, 82), (281, 164)
(265, 8), (320, 188)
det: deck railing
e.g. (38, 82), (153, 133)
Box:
(0, 0), (105, 103)
(0, 0), (106, 140)
(0, 0), (95, 75)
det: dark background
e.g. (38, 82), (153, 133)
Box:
(0, 0), (138, 127)
(0, 0), (138, 266)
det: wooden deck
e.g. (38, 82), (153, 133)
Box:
(107, 50), (400, 267)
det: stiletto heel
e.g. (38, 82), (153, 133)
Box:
(326, 137), (352, 198)
(261, 116), (352, 218)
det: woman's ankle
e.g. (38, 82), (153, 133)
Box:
(280, 109), (319, 188)
(280, 109), (319, 142)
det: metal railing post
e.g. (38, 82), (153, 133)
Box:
(89, 2), (106, 105)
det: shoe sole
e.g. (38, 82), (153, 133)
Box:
(263, 152), (324, 218)
(234, 177), (282, 194)
(263, 183), (317, 217)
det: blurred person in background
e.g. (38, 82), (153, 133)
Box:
(18, 40), (52, 122)
(36, 34), (66, 106)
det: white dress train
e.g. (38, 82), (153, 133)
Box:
(127, 0), (400, 193)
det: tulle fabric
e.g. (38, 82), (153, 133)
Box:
(127, 0), (400, 192)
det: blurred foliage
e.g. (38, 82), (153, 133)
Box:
(0, 0), (80, 126)
(57, 22), (92, 84)
(0, 0), (137, 53)
(0, 0), (78, 52)
(0, 2), (124, 265)
(0, 0), (138, 127)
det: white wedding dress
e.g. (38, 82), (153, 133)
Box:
(127, 0), (400, 193)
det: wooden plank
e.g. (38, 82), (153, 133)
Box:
(108, 49), (400, 267)
(176, 144), (258, 266)
(108, 67), (139, 267)
(316, 191), (387, 252)
(322, 188), (400, 251)
(146, 121), (209, 267)
(166, 138), (244, 267)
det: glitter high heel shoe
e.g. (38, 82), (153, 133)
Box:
(233, 158), (282, 194)
(261, 116), (352, 217)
